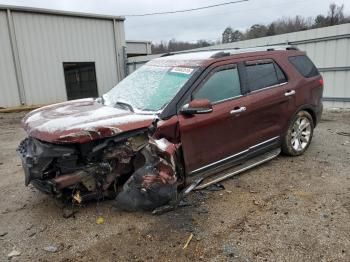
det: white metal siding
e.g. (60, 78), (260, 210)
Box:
(126, 41), (152, 56)
(113, 20), (126, 81)
(12, 12), (122, 105)
(0, 11), (20, 107)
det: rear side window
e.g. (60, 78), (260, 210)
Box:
(194, 67), (241, 103)
(245, 60), (287, 92)
(289, 55), (319, 78)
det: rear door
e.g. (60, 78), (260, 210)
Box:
(178, 63), (251, 175)
(241, 58), (293, 151)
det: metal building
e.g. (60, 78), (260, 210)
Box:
(0, 5), (126, 108)
(126, 40), (152, 57)
(127, 23), (350, 108)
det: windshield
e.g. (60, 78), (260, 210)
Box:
(103, 65), (197, 111)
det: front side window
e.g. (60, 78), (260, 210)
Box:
(289, 55), (319, 78)
(246, 61), (287, 92)
(103, 65), (197, 111)
(193, 67), (241, 103)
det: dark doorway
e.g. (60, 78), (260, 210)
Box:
(63, 62), (98, 100)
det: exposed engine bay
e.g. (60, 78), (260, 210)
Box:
(17, 128), (183, 211)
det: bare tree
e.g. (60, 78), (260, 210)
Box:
(328, 3), (345, 25)
(151, 39), (214, 54)
(245, 24), (268, 39)
(222, 27), (234, 43)
(272, 16), (312, 34)
(232, 30), (244, 42)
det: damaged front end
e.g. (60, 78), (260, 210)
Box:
(17, 130), (182, 210)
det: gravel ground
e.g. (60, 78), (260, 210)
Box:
(0, 110), (349, 262)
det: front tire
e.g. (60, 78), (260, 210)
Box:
(282, 111), (314, 156)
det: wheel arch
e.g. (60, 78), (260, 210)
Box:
(290, 105), (317, 128)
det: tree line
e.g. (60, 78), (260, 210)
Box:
(222, 3), (349, 43)
(151, 3), (349, 54)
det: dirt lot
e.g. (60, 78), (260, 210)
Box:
(0, 110), (349, 262)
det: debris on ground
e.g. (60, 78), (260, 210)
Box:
(222, 244), (236, 258)
(62, 208), (77, 219)
(0, 231), (8, 237)
(7, 250), (21, 258)
(152, 205), (176, 215)
(205, 183), (225, 191)
(337, 132), (350, 137)
(178, 200), (192, 207)
(152, 200), (192, 215)
(96, 216), (105, 225)
(28, 232), (36, 237)
(253, 198), (265, 207)
(183, 233), (194, 249)
(43, 245), (58, 253)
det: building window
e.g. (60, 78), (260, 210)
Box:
(63, 62), (98, 100)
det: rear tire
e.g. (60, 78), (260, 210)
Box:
(282, 110), (314, 156)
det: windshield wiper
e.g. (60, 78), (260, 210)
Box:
(115, 101), (134, 112)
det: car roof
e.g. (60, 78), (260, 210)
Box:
(148, 45), (300, 67)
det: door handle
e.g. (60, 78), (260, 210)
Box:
(285, 90), (296, 97)
(230, 106), (246, 114)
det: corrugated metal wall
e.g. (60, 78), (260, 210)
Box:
(127, 24), (350, 108)
(0, 7), (126, 108)
(12, 12), (123, 105)
(0, 11), (20, 107)
(126, 41), (152, 56)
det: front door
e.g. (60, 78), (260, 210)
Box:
(178, 64), (251, 175)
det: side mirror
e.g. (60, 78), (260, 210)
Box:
(181, 99), (213, 115)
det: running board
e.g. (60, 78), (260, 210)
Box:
(194, 148), (281, 190)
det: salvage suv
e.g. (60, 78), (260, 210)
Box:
(18, 45), (323, 211)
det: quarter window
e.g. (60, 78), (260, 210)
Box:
(246, 61), (287, 92)
(289, 55), (319, 78)
(193, 67), (241, 103)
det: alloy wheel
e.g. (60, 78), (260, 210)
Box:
(291, 116), (312, 152)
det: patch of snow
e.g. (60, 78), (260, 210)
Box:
(26, 105), (145, 133)
(76, 114), (156, 130)
(28, 98), (94, 115)
(104, 65), (193, 111)
(26, 111), (42, 123)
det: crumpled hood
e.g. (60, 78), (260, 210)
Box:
(22, 98), (157, 144)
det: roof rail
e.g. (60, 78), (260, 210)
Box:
(210, 51), (230, 58)
(286, 46), (299, 50)
(156, 45), (300, 61)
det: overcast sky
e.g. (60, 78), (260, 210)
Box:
(1, 0), (349, 43)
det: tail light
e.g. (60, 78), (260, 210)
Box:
(319, 78), (324, 87)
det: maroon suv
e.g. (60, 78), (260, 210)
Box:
(18, 45), (323, 211)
